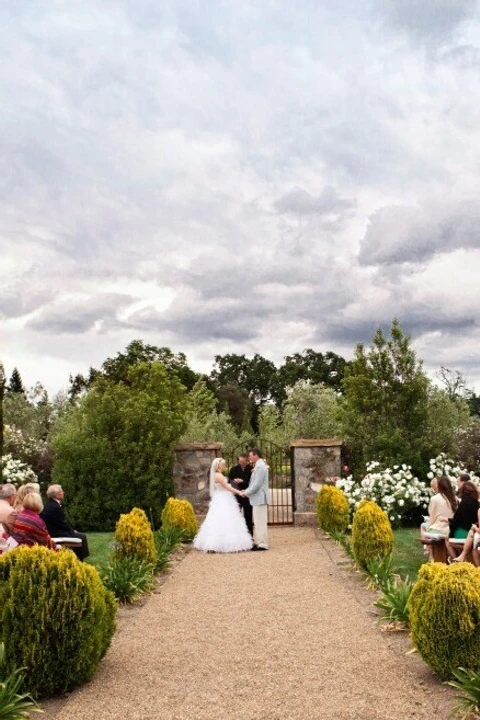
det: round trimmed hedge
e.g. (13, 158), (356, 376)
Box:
(114, 507), (157, 565)
(0, 545), (117, 698)
(316, 484), (350, 534)
(161, 498), (197, 541)
(408, 562), (480, 679)
(351, 499), (393, 568)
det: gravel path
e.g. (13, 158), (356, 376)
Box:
(43, 527), (454, 720)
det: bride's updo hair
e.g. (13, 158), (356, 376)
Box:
(211, 457), (225, 473)
(209, 457), (226, 497)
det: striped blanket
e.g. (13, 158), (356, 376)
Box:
(11, 509), (56, 550)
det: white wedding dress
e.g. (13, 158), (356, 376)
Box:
(194, 481), (253, 553)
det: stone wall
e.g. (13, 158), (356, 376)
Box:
(173, 442), (223, 518)
(291, 438), (343, 526)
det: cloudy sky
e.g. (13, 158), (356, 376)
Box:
(2, 0), (480, 394)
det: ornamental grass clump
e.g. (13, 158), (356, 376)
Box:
(161, 498), (197, 541)
(154, 525), (185, 572)
(0, 545), (116, 698)
(374, 576), (412, 627)
(316, 484), (350, 534)
(0, 642), (41, 720)
(408, 562), (480, 680)
(101, 556), (154, 604)
(114, 507), (157, 565)
(351, 500), (393, 569)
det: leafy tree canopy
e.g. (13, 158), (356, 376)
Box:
(278, 349), (348, 401)
(69, 340), (198, 399)
(210, 353), (279, 406)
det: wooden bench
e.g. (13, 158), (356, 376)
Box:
(417, 537), (474, 564)
(52, 537), (82, 550)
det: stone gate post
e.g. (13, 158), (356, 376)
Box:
(173, 442), (223, 519)
(290, 438), (343, 526)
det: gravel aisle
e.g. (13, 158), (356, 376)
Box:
(48, 528), (454, 720)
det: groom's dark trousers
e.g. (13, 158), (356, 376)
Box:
(228, 463), (254, 536)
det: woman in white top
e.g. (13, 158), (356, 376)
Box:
(426, 476), (457, 534)
(420, 476), (456, 559)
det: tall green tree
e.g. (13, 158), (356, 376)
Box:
(256, 382), (343, 449)
(342, 319), (430, 475)
(7, 367), (25, 396)
(209, 353), (279, 429)
(52, 361), (189, 530)
(424, 386), (471, 459)
(283, 381), (343, 441)
(212, 381), (252, 430)
(180, 378), (247, 458)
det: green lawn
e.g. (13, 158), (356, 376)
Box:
(392, 527), (427, 580)
(86, 532), (114, 570)
(85, 527), (427, 580)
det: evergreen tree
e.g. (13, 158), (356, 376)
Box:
(7, 367), (25, 395)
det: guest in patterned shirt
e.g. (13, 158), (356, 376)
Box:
(10, 492), (57, 550)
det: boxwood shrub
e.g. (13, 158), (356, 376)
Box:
(316, 484), (350, 534)
(0, 546), (116, 698)
(351, 499), (393, 569)
(161, 498), (197, 541)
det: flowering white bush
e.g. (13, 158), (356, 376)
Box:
(336, 461), (430, 526)
(427, 452), (480, 488)
(1, 453), (38, 485)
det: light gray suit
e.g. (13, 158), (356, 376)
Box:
(245, 458), (269, 548)
(245, 459), (269, 505)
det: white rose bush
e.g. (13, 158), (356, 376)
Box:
(336, 461), (430, 527)
(427, 452), (480, 488)
(1, 453), (38, 485)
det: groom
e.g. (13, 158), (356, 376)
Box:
(240, 448), (269, 551)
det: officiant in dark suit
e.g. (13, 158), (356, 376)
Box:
(228, 453), (253, 536)
(40, 484), (89, 561)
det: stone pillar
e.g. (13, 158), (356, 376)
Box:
(173, 442), (223, 519)
(291, 438), (343, 526)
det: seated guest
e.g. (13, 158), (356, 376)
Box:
(446, 481), (480, 560)
(0, 483), (17, 534)
(0, 522), (18, 554)
(420, 476), (456, 560)
(11, 492), (57, 550)
(452, 517), (480, 565)
(14, 483), (39, 511)
(456, 473), (470, 495)
(40, 485), (89, 561)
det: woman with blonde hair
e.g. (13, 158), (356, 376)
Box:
(13, 483), (40, 511)
(10, 493), (57, 550)
(193, 458), (253, 553)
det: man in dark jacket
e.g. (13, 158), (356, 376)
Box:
(228, 453), (253, 536)
(40, 484), (89, 561)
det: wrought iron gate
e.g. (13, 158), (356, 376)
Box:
(229, 438), (294, 525)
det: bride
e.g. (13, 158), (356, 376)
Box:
(193, 458), (253, 553)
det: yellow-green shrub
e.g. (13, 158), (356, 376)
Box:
(351, 500), (393, 568)
(114, 507), (157, 565)
(316, 484), (350, 534)
(161, 497), (197, 541)
(0, 545), (116, 698)
(408, 563), (480, 679)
